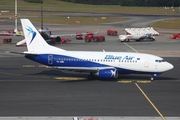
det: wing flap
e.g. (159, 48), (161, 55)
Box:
(47, 66), (115, 73)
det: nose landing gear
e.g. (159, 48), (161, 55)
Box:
(150, 73), (160, 81)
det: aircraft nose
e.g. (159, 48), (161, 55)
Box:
(167, 62), (174, 71)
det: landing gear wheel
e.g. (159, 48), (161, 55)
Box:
(88, 72), (95, 80)
(151, 77), (154, 81)
(88, 75), (94, 80)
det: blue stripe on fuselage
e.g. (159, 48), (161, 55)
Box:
(25, 54), (108, 67)
(25, 54), (161, 75)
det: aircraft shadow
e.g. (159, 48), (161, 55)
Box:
(26, 69), (178, 82)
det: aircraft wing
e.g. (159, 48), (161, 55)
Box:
(47, 66), (115, 73)
(50, 34), (76, 38)
(49, 26), (99, 38)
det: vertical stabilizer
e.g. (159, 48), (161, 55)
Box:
(21, 19), (65, 52)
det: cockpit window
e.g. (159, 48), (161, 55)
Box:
(155, 59), (165, 63)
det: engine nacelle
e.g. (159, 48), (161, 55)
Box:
(96, 68), (118, 79)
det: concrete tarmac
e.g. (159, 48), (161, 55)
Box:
(0, 55), (180, 117)
(0, 14), (180, 119)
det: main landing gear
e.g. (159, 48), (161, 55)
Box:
(150, 77), (154, 81)
(88, 72), (95, 80)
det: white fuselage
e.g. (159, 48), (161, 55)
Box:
(21, 19), (174, 79)
(26, 51), (173, 74)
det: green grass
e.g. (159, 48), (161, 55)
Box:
(0, 0), (178, 15)
(0, 0), (180, 29)
(29, 17), (128, 24)
(150, 18), (180, 29)
(0, 17), (128, 24)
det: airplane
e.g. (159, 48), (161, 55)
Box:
(21, 19), (173, 81)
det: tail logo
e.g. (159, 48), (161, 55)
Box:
(26, 26), (37, 45)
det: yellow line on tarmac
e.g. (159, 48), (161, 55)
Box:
(135, 83), (166, 120)
(0, 80), (53, 82)
(54, 77), (86, 81)
(136, 80), (151, 83)
(0, 71), (49, 79)
(0, 71), (22, 76)
(39, 65), (48, 68)
(118, 80), (132, 83)
(23, 65), (35, 67)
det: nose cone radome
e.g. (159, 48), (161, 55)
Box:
(166, 62), (174, 71)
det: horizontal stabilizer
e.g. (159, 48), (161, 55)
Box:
(23, 51), (38, 55)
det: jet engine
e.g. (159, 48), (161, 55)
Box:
(96, 68), (118, 79)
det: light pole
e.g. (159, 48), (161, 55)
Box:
(14, 0), (18, 33)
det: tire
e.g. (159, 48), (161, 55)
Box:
(151, 77), (154, 81)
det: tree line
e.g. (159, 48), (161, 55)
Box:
(24, 0), (180, 7)
(24, 0), (43, 3)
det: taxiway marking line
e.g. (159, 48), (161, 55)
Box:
(0, 71), (49, 79)
(39, 65), (48, 68)
(0, 71), (22, 76)
(123, 42), (138, 53)
(22, 65), (48, 68)
(0, 80), (54, 82)
(54, 77), (86, 81)
(135, 83), (166, 120)
(136, 80), (151, 83)
(23, 65), (35, 67)
(118, 80), (132, 83)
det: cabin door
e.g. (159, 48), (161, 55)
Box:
(144, 57), (149, 67)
